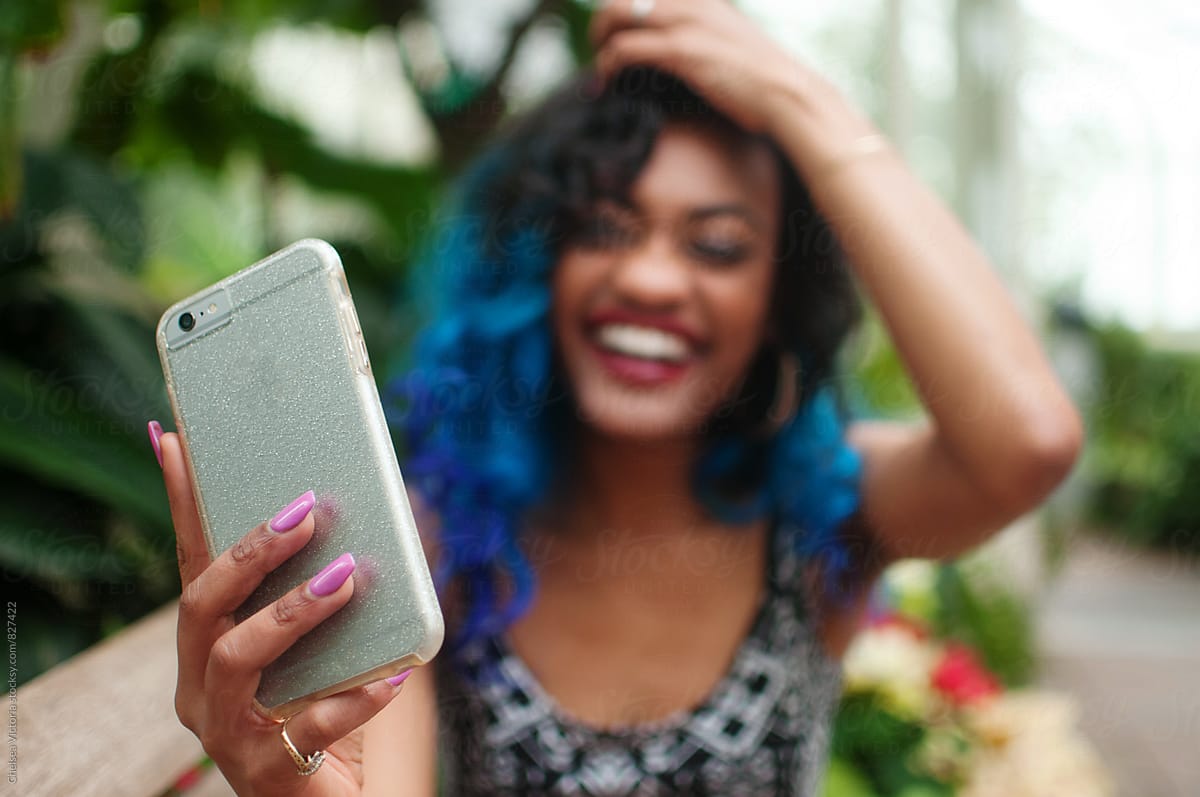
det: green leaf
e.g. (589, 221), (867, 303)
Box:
(136, 163), (265, 299)
(932, 563), (1034, 687)
(831, 692), (932, 794)
(1, 53), (20, 218)
(851, 311), (922, 420)
(832, 693), (925, 758)
(59, 298), (168, 419)
(0, 501), (131, 583)
(560, 0), (596, 67)
(0, 358), (170, 526)
(820, 758), (880, 797)
(896, 784), (955, 797)
(144, 65), (437, 249)
(0, 1), (65, 51)
(19, 150), (146, 270)
(1083, 320), (1200, 552)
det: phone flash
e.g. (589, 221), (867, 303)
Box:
(208, 303), (218, 313)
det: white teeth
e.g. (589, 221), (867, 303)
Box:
(594, 323), (691, 362)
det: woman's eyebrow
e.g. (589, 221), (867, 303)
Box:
(617, 198), (763, 230)
(687, 204), (762, 228)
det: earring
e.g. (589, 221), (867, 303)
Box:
(756, 350), (801, 437)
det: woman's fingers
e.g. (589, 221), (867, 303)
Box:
(158, 426), (222, 713)
(272, 674), (414, 769)
(182, 493), (318, 619)
(588, 0), (796, 134)
(158, 430), (209, 586)
(593, 28), (677, 84)
(204, 552), (358, 712)
(174, 494), (318, 700)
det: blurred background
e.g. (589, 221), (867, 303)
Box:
(2, 1), (1197, 795)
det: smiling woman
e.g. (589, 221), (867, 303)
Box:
(394, 66), (868, 647)
(152, 0), (1081, 794)
(384, 67), (872, 794)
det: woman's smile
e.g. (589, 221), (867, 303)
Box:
(586, 308), (706, 385)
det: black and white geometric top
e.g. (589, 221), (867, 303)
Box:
(434, 519), (844, 796)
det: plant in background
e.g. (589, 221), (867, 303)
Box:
(0, 0), (593, 684)
(1085, 321), (1200, 553)
(822, 561), (1115, 797)
(1, 27), (180, 673)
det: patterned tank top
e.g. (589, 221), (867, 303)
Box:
(434, 519), (844, 796)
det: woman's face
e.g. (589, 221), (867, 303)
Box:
(552, 124), (781, 441)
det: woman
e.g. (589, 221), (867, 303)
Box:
(152, 1), (1083, 794)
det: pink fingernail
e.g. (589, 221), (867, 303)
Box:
(386, 669), (414, 687)
(270, 490), (315, 533)
(308, 553), (355, 597)
(147, 420), (164, 467)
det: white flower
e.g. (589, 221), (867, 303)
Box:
(959, 691), (1116, 797)
(842, 624), (939, 719)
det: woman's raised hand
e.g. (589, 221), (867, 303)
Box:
(150, 422), (411, 797)
(589, 0), (820, 136)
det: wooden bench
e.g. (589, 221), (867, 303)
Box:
(21, 601), (235, 797)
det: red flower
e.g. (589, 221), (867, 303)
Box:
(931, 643), (1001, 706)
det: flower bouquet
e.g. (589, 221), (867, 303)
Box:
(822, 561), (1115, 797)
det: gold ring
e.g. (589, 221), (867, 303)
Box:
(279, 715), (326, 777)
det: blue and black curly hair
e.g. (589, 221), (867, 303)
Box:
(388, 67), (868, 652)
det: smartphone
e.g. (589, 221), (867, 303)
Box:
(157, 238), (443, 719)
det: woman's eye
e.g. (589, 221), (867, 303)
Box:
(690, 239), (750, 264)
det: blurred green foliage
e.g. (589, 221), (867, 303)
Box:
(931, 563), (1034, 687)
(1085, 322), (1200, 553)
(0, 0), (589, 684)
(848, 309), (923, 422)
(829, 693), (950, 797)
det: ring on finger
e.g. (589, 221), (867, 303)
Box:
(279, 715), (326, 777)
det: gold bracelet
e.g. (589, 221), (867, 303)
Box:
(813, 133), (893, 180)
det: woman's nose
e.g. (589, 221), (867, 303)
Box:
(608, 234), (691, 308)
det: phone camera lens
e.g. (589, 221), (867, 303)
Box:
(179, 312), (195, 332)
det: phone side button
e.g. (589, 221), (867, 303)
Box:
(357, 335), (371, 373)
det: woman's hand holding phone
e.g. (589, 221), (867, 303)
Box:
(155, 425), (412, 797)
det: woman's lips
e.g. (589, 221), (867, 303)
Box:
(586, 337), (693, 385)
(580, 311), (705, 387)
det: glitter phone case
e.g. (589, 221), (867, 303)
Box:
(157, 239), (443, 719)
